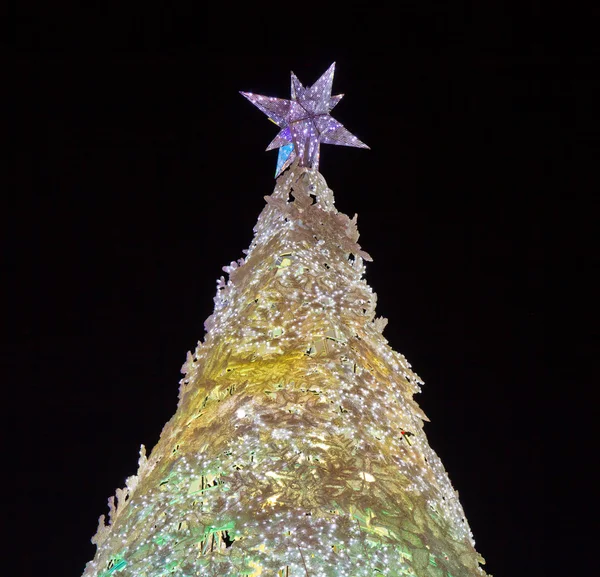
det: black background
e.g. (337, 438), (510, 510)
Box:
(13, 3), (598, 577)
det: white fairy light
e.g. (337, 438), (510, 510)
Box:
(81, 137), (486, 576)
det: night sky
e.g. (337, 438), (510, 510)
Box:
(14, 4), (597, 577)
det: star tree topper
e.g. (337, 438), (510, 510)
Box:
(241, 63), (369, 177)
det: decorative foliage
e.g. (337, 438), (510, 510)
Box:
(82, 163), (488, 577)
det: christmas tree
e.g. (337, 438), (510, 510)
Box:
(82, 64), (488, 577)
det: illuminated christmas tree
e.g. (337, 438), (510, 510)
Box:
(82, 64), (488, 577)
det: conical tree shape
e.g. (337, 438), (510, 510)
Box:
(83, 165), (488, 577)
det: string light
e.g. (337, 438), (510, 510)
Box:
(82, 113), (487, 577)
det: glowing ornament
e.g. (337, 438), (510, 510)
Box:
(241, 63), (369, 177)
